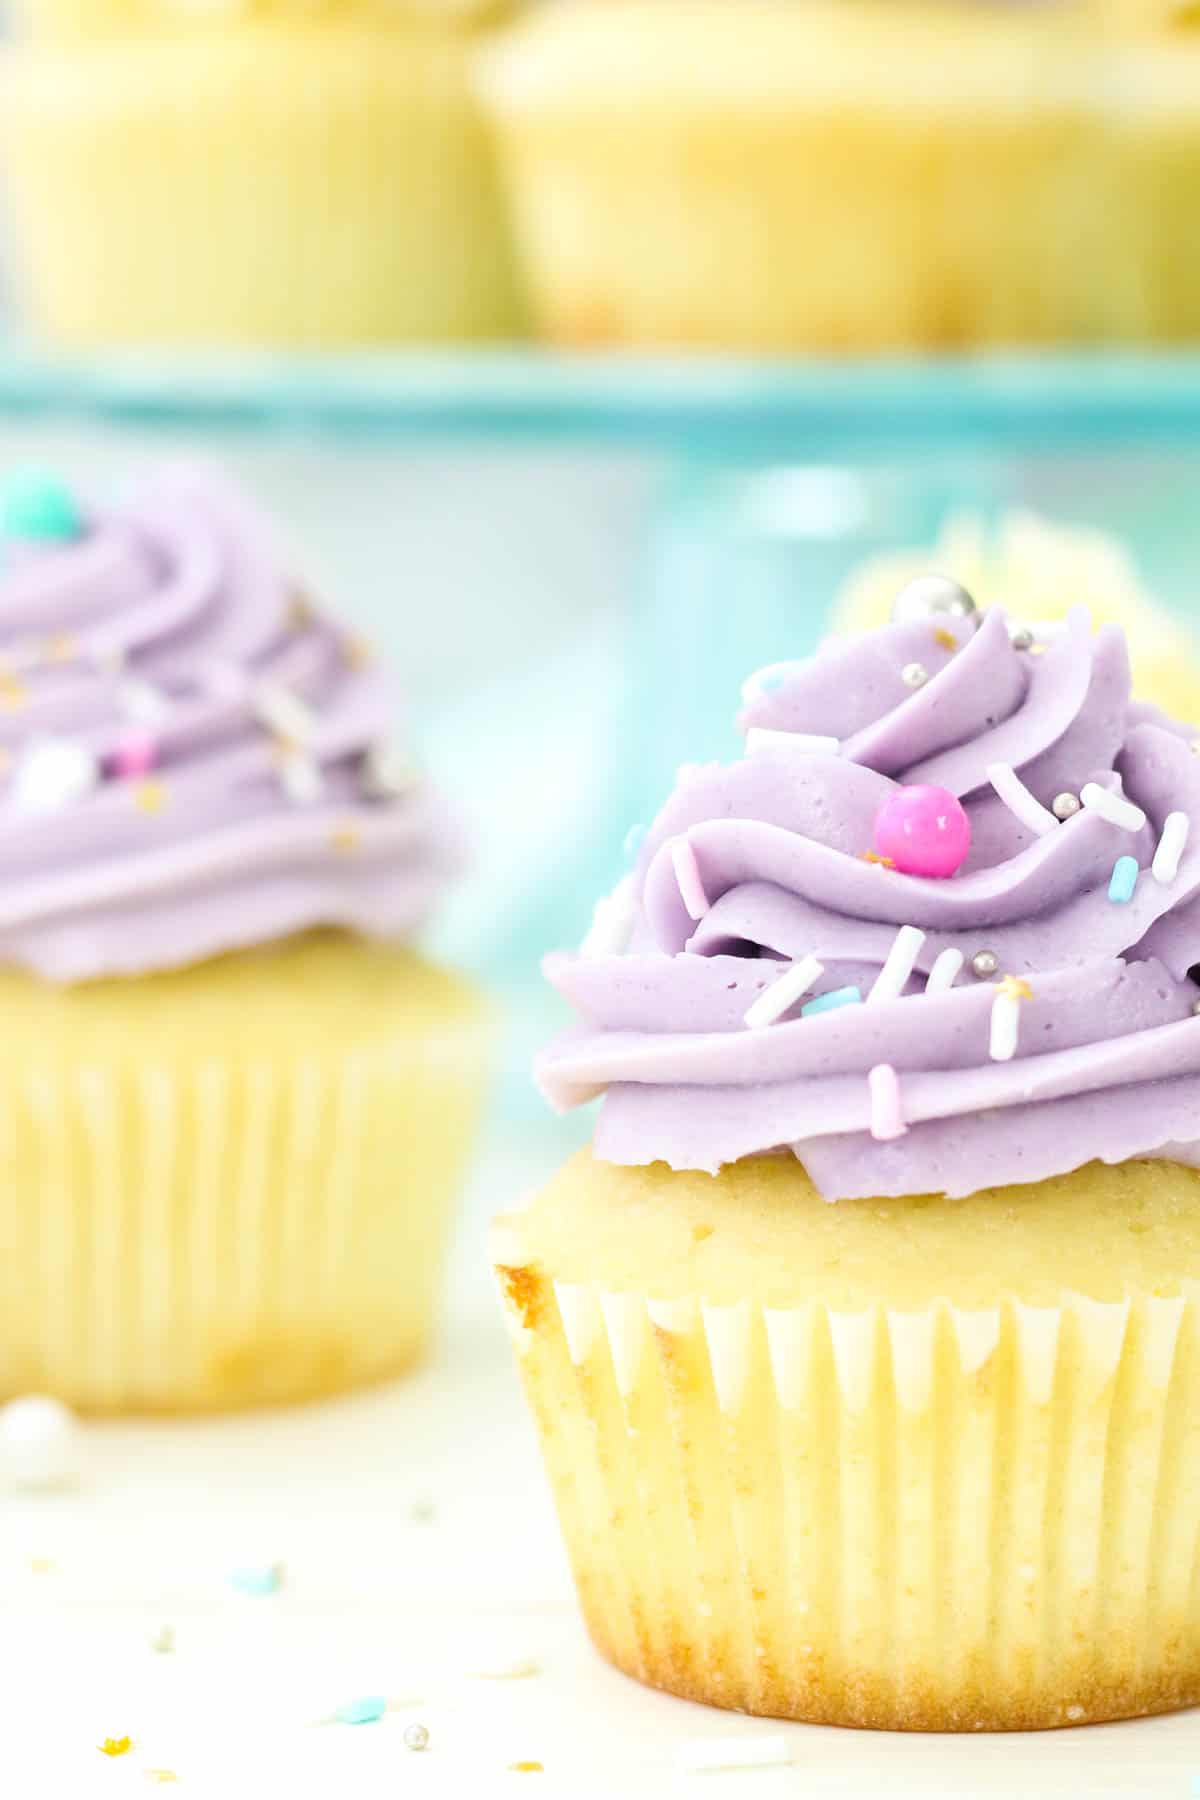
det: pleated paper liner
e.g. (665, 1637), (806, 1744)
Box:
(0, 964), (489, 1414)
(495, 1250), (1200, 1730)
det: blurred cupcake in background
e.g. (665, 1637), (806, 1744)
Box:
(835, 509), (1200, 720)
(0, 0), (527, 346)
(477, 0), (1200, 351)
(0, 462), (489, 1411)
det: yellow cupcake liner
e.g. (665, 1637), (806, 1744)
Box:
(0, 954), (489, 1414)
(495, 1250), (1200, 1729)
(0, 22), (526, 347)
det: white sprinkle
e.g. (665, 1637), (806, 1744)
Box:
(743, 955), (824, 1029)
(745, 727), (839, 757)
(465, 1658), (541, 1682)
(1152, 811), (1190, 885)
(9, 738), (97, 815)
(987, 762), (1057, 838)
(1028, 619), (1069, 642)
(279, 753), (324, 806)
(1080, 782), (1146, 833)
(672, 837), (710, 921)
(867, 925), (926, 1005)
(581, 878), (636, 958)
(990, 990), (1022, 1062)
(675, 1736), (792, 1775)
(739, 662), (799, 705)
(117, 677), (170, 725)
(0, 1395), (79, 1490)
(253, 681), (315, 747)
(362, 740), (417, 800)
(925, 948), (964, 994)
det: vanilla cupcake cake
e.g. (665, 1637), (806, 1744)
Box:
(0, 463), (488, 1412)
(494, 580), (1200, 1729)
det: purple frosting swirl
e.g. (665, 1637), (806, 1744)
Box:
(0, 465), (461, 982)
(538, 606), (1200, 1200)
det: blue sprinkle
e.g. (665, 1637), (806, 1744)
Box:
(1, 469), (83, 543)
(230, 1564), (282, 1596)
(336, 1696), (388, 1726)
(623, 823), (647, 861)
(800, 985), (863, 1018)
(1108, 855), (1139, 904)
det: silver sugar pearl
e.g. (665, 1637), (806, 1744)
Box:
(1051, 791), (1081, 821)
(901, 662), (929, 690)
(970, 949), (999, 979)
(890, 575), (978, 625)
(1009, 626), (1035, 652)
(404, 1723), (430, 1753)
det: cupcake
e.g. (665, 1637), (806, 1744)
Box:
(836, 509), (1200, 722)
(0, 463), (488, 1412)
(0, 1), (526, 348)
(494, 582), (1200, 1728)
(478, 0), (1107, 352)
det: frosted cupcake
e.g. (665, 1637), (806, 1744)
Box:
(0, 464), (488, 1412)
(494, 581), (1200, 1728)
(0, 0), (525, 347)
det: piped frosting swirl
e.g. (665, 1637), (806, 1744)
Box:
(539, 604), (1200, 1200)
(0, 464), (460, 981)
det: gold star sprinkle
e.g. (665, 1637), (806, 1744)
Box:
(99, 1738), (132, 1758)
(996, 975), (1033, 1003)
(933, 627), (958, 652)
(0, 674), (27, 710)
(861, 850), (895, 869)
(134, 780), (167, 815)
(331, 823), (360, 855)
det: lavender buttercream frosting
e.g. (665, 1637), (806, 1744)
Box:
(0, 465), (460, 982)
(538, 605), (1200, 1200)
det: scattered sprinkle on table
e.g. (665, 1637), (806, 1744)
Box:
(149, 1626), (175, 1654)
(408, 1496), (436, 1523)
(230, 1563), (282, 1596)
(145, 1773), (177, 1785)
(403, 1722), (430, 1752)
(99, 1737), (133, 1758)
(468, 1658), (541, 1682)
(335, 1696), (387, 1726)
(675, 1735), (792, 1774)
(29, 1557), (53, 1573)
(509, 1762), (544, 1773)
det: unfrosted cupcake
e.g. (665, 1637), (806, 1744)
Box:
(0, 0), (526, 347)
(478, 0), (1200, 350)
(494, 580), (1200, 1728)
(0, 463), (488, 1412)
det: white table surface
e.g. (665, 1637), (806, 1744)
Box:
(1, 1136), (1197, 1800)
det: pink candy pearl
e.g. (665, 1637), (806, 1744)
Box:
(873, 784), (970, 878)
(109, 730), (159, 780)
